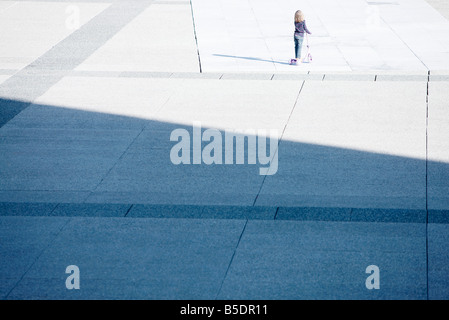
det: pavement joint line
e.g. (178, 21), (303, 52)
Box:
(273, 207), (280, 219)
(0, 202), (442, 223)
(425, 69), (430, 300)
(89, 127), (146, 194)
(189, 0), (202, 73)
(215, 219), (248, 299)
(49, 203), (60, 215)
(380, 14), (430, 71)
(252, 79), (306, 206)
(124, 204), (134, 217)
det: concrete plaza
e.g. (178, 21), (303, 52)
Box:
(0, 0), (448, 300)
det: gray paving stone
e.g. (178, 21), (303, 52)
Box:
(124, 129), (181, 154)
(219, 279), (426, 300)
(0, 191), (90, 204)
(201, 205), (276, 220)
(429, 74), (449, 81)
(427, 162), (449, 211)
(85, 191), (256, 206)
(323, 74), (376, 81)
(0, 69), (17, 75)
(428, 224), (449, 299)
(351, 208), (427, 223)
(0, 217), (69, 281)
(7, 277), (218, 300)
(50, 203), (132, 217)
(127, 204), (204, 218)
(428, 210), (449, 223)
(238, 220), (426, 253)
(272, 73), (320, 80)
(426, 0), (449, 21)
(276, 206), (351, 221)
(220, 73), (274, 80)
(0, 278), (18, 300)
(375, 74), (429, 81)
(129, 204), (275, 221)
(256, 193), (426, 211)
(170, 72), (223, 79)
(127, 204), (276, 220)
(0, 202), (58, 216)
(68, 70), (122, 78)
(218, 248), (426, 299)
(12, 217), (245, 299)
(119, 71), (173, 78)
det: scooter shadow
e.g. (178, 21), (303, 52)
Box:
(213, 54), (291, 66)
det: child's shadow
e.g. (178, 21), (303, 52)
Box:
(213, 54), (291, 65)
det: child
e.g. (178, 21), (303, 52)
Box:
(291, 10), (312, 65)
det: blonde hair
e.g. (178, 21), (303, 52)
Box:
(294, 10), (305, 23)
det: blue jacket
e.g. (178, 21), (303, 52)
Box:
(294, 21), (311, 36)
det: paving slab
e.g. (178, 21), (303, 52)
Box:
(93, 151), (266, 202)
(30, 76), (178, 125)
(170, 72), (223, 79)
(350, 208), (427, 223)
(427, 81), (449, 210)
(323, 74), (376, 81)
(276, 207), (351, 222)
(375, 74), (429, 81)
(128, 204), (276, 220)
(7, 277), (219, 300)
(0, 1), (110, 70)
(0, 191), (90, 204)
(127, 204), (204, 219)
(428, 223), (449, 299)
(75, 3), (199, 73)
(430, 69), (449, 75)
(429, 74), (449, 81)
(0, 75), (10, 85)
(0, 202), (58, 216)
(0, 216), (69, 299)
(218, 220), (427, 300)
(0, 125), (140, 192)
(271, 73), (313, 81)
(257, 80), (428, 209)
(428, 210), (449, 224)
(426, 0), (449, 21)
(220, 73), (274, 80)
(85, 191), (258, 206)
(154, 78), (301, 131)
(50, 203), (132, 217)
(6, 217), (245, 300)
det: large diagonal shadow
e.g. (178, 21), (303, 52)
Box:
(0, 97), (447, 214)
